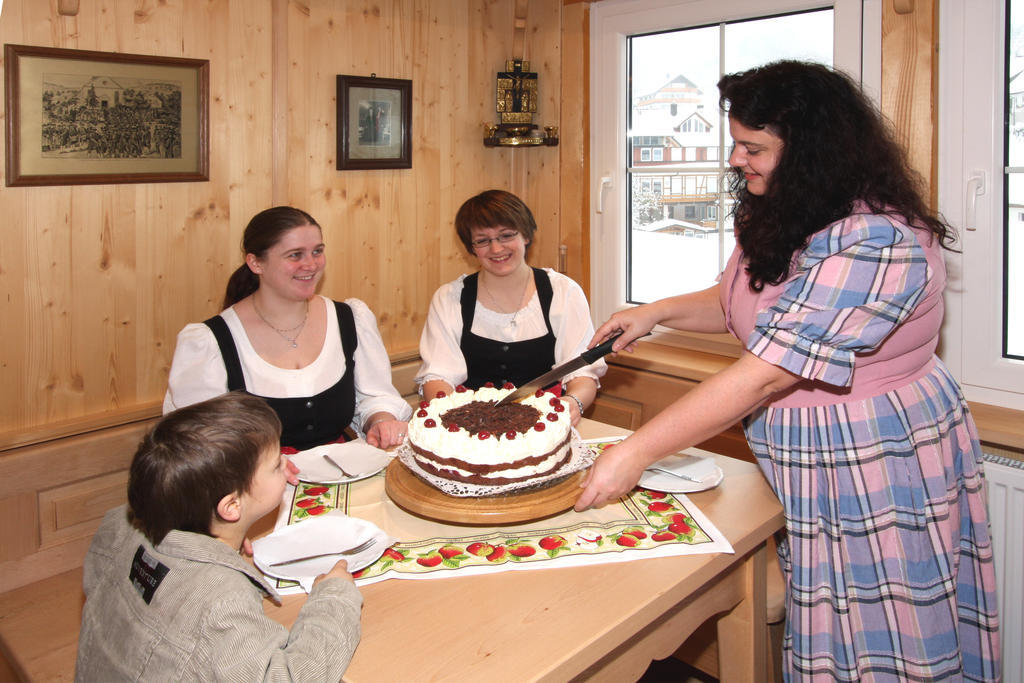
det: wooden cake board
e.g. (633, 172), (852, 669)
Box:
(384, 459), (585, 525)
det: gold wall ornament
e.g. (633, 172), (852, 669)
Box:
(483, 59), (558, 147)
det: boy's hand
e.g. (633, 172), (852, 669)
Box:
(313, 558), (355, 586)
(285, 457), (300, 485)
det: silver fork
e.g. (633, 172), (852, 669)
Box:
(268, 538), (377, 567)
(644, 466), (704, 483)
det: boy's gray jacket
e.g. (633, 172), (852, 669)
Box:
(75, 505), (362, 682)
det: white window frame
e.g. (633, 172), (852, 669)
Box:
(590, 0), (881, 353)
(938, 0), (1024, 409)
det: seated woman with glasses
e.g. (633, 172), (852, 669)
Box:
(415, 190), (606, 424)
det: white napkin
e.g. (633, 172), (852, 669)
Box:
(290, 440), (391, 483)
(253, 510), (396, 592)
(647, 453), (719, 480)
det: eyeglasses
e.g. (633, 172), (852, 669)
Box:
(470, 231), (521, 250)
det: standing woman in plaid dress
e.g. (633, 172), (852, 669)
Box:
(576, 60), (1000, 681)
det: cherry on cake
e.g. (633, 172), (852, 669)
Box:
(407, 383), (573, 487)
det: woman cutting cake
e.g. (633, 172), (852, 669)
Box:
(164, 206), (411, 451)
(415, 190), (606, 425)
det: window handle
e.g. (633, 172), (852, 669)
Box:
(597, 176), (613, 214)
(965, 171), (986, 231)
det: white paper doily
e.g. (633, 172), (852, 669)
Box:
(396, 429), (595, 498)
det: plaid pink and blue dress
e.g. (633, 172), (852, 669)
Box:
(721, 209), (1000, 681)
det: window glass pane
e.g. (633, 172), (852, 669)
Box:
(1007, 0), (1024, 358)
(627, 10), (833, 304)
(1007, 176), (1024, 356)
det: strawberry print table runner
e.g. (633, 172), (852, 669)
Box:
(267, 440), (733, 592)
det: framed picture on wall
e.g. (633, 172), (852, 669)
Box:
(336, 74), (412, 170)
(4, 44), (209, 186)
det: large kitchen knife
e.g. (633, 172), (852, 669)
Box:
(494, 331), (633, 406)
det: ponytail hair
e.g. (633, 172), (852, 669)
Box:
(222, 206), (320, 309)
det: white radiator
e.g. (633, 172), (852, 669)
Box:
(984, 454), (1024, 683)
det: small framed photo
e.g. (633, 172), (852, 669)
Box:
(4, 44), (209, 187)
(336, 74), (412, 170)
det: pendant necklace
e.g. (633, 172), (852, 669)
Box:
(253, 299), (309, 348)
(481, 271), (531, 328)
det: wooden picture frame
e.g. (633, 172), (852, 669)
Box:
(4, 44), (209, 186)
(336, 75), (412, 170)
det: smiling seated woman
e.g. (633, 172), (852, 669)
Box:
(164, 206), (411, 452)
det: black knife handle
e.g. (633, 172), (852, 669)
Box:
(580, 331), (624, 364)
(580, 330), (651, 364)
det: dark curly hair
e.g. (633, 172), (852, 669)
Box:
(718, 60), (954, 291)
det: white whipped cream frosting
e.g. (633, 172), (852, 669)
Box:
(408, 385), (572, 470)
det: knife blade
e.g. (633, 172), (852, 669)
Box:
(495, 331), (632, 406)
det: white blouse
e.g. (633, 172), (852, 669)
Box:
(163, 295), (412, 436)
(415, 268), (607, 391)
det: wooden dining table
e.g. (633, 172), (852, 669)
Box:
(263, 419), (785, 682)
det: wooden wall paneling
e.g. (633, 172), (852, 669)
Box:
(25, 188), (75, 423)
(0, 201), (32, 431)
(312, 3), (384, 343)
(598, 364), (753, 462)
(407, 0), (447, 350)
(38, 469), (129, 550)
(437, 0), (499, 288)
(271, 0), (290, 205)
(224, 0), (275, 229)
(558, 0), (589, 292)
(0, 492), (38, 563)
(0, 0), (581, 442)
(514, 0), (562, 274)
(126, 0), (185, 51)
(69, 190), (124, 414)
(0, 418), (154, 591)
(589, 393), (644, 430)
(881, 0), (937, 205)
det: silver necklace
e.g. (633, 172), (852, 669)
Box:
(480, 271), (531, 328)
(253, 299), (309, 348)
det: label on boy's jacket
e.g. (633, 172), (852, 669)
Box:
(129, 545), (170, 604)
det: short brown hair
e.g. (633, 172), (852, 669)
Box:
(128, 392), (282, 544)
(454, 190), (537, 255)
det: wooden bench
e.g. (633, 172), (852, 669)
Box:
(0, 569), (86, 681)
(0, 360), (424, 680)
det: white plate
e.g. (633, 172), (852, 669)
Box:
(253, 511), (396, 590)
(636, 453), (725, 494)
(289, 440), (391, 484)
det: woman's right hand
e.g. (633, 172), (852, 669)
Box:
(314, 558), (355, 586)
(589, 304), (661, 353)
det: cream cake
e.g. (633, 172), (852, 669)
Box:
(406, 384), (573, 486)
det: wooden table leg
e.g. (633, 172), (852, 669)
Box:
(716, 542), (769, 682)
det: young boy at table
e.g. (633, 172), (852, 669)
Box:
(74, 392), (362, 682)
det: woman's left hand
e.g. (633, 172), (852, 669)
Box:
(366, 418), (408, 449)
(574, 441), (647, 511)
